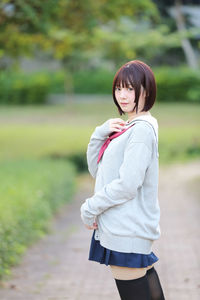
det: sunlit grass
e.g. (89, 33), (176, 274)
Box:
(0, 125), (90, 159)
(0, 100), (199, 165)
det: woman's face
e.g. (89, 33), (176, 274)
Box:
(115, 82), (146, 113)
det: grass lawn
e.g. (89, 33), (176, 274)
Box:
(0, 99), (199, 165)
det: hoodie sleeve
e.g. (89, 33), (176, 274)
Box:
(86, 119), (111, 179)
(81, 125), (153, 226)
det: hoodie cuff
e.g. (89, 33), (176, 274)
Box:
(80, 203), (95, 227)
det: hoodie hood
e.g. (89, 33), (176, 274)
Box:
(125, 113), (158, 144)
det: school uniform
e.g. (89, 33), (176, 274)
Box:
(80, 114), (161, 268)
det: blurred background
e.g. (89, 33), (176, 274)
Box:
(0, 0), (200, 298)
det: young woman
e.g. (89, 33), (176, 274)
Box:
(80, 60), (165, 300)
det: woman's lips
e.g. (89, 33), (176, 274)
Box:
(121, 103), (128, 106)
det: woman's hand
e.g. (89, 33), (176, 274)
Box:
(84, 222), (98, 230)
(108, 118), (126, 133)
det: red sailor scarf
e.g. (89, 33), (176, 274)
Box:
(97, 123), (135, 164)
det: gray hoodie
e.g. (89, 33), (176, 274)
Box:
(80, 114), (161, 254)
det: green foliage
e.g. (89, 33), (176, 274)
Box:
(65, 152), (88, 173)
(0, 0), (199, 71)
(0, 0), (60, 57)
(0, 70), (70, 104)
(90, 23), (182, 67)
(57, 0), (161, 68)
(0, 0), (162, 69)
(71, 66), (200, 103)
(60, 0), (159, 33)
(0, 0), (59, 33)
(73, 68), (113, 94)
(48, 152), (88, 173)
(155, 66), (200, 103)
(1, 66), (199, 104)
(0, 158), (77, 279)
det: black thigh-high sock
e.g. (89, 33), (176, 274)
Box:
(146, 267), (165, 300)
(114, 273), (151, 300)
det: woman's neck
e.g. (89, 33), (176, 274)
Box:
(126, 111), (151, 123)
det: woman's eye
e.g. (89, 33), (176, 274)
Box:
(115, 87), (133, 91)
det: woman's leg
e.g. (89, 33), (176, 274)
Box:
(146, 266), (165, 300)
(110, 265), (147, 280)
(110, 265), (151, 300)
(110, 264), (165, 300)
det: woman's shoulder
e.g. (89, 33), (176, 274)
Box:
(127, 120), (157, 147)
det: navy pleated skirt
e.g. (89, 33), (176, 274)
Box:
(88, 230), (159, 268)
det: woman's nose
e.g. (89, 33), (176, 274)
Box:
(120, 89), (127, 98)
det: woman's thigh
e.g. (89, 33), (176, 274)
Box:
(110, 263), (155, 280)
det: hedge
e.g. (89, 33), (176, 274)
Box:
(0, 66), (199, 104)
(0, 70), (69, 105)
(72, 67), (200, 103)
(154, 66), (200, 103)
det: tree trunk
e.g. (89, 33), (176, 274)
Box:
(174, 0), (198, 69)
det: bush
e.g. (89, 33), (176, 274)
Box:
(0, 66), (199, 104)
(72, 66), (200, 103)
(49, 152), (88, 173)
(154, 66), (200, 103)
(72, 68), (113, 94)
(0, 158), (77, 279)
(0, 70), (69, 105)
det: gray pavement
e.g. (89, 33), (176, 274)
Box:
(0, 160), (200, 299)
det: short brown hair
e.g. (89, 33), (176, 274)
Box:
(112, 60), (157, 115)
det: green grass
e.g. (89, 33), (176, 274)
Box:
(0, 101), (199, 165)
(0, 125), (90, 159)
(0, 101), (199, 127)
(0, 158), (77, 279)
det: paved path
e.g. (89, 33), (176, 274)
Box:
(0, 160), (200, 300)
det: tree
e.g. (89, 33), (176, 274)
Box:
(0, 0), (60, 57)
(1, 0), (197, 71)
(153, 0), (199, 69)
(0, 0), (160, 70)
(173, 0), (198, 69)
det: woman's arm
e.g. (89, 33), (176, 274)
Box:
(87, 118), (126, 178)
(81, 125), (153, 226)
(87, 119), (111, 178)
